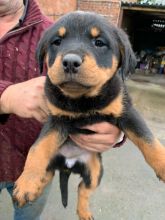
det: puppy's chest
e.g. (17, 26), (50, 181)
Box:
(57, 139), (92, 169)
(46, 90), (124, 120)
(49, 102), (122, 135)
(56, 112), (118, 135)
(53, 114), (116, 169)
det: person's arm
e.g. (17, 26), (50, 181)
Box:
(70, 122), (126, 153)
(0, 76), (48, 123)
(0, 80), (14, 123)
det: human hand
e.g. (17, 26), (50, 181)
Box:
(70, 122), (123, 152)
(0, 76), (48, 123)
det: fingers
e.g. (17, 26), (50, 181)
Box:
(70, 122), (122, 153)
(70, 132), (119, 152)
(31, 108), (48, 123)
(70, 134), (114, 152)
(70, 133), (116, 145)
(40, 95), (49, 115)
(82, 122), (119, 134)
(31, 78), (49, 122)
(37, 95), (49, 123)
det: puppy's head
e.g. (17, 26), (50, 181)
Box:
(37, 11), (136, 98)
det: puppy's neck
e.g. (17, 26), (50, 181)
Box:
(45, 75), (122, 113)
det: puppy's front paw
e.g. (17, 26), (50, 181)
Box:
(155, 165), (165, 182)
(78, 210), (94, 220)
(152, 148), (165, 182)
(13, 171), (52, 207)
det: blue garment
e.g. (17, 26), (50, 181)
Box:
(0, 182), (51, 220)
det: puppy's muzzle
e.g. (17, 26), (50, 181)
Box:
(62, 53), (82, 74)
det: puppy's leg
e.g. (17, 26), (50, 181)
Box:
(77, 153), (103, 220)
(13, 119), (67, 207)
(120, 107), (165, 181)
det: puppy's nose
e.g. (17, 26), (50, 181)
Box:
(62, 54), (82, 73)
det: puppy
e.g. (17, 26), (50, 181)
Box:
(13, 11), (165, 220)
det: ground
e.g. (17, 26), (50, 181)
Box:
(0, 73), (165, 220)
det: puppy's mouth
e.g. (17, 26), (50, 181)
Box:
(58, 81), (91, 91)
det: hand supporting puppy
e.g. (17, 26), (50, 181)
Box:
(0, 76), (48, 123)
(70, 122), (124, 152)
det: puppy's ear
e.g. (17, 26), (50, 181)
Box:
(36, 35), (48, 74)
(115, 28), (137, 80)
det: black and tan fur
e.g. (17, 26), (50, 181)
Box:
(13, 11), (165, 220)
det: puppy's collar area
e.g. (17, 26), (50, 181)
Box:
(45, 74), (122, 113)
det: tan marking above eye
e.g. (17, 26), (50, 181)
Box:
(91, 27), (100, 38)
(58, 27), (66, 37)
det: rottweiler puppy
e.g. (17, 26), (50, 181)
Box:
(13, 11), (165, 220)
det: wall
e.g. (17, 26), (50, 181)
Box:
(36, 0), (121, 25)
(36, 0), (77, 21)
(78, 0), (121, 25)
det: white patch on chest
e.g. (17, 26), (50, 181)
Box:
(65, 158), (77, 168)
(58, 139), (92, 169)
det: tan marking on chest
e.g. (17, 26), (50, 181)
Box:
(46, 100), (80, 117)
(98, 93), (123, 117)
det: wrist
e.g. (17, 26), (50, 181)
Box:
(0, 85), (13, 114)
(0, 85), (13, 123)
(0, 81), (13, 114)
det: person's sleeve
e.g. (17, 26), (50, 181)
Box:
(0, 80), (13, 124)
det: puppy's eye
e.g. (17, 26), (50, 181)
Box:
(52, 37), (62, 46)
(93, 38), (106, 47)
